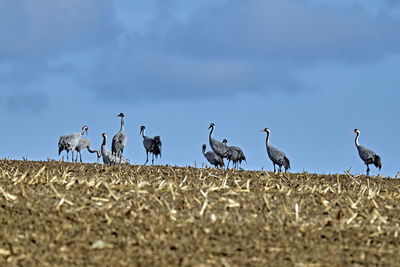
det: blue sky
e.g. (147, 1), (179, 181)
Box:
(1, 0), (400, 176)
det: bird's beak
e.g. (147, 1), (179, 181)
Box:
(260, 130), (264, 132)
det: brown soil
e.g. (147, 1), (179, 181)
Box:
(0, 160), (399, 266)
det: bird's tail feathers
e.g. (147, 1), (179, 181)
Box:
(373, 155), (382, 170)
(283, 156), (291, 171)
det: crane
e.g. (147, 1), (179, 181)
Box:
(208, 123), (229, 160)
(101, 133), (129, 164)
(58, 125), (88, 162)
(202, 144), (224, 168)
(354, 129), (381, 176)
(140, 125), (162, 165)
(222, 139), (246, 169)
(261, 128), (290, 173)
(112, 113), (127, 164)
(75, 138), (101, 163)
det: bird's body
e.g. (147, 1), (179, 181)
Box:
(75, 138), (101, 163)
(354, 129), (381, 176)
(208, 123), (229, 160)
(261, 128), (290, 173)
(222, 139), (246, 169)
(112, 113), (127, 163)
(140, 126), (162, 165)
(101, 133), (129, 164)
(58, 126), (88, 162)
(202, 144), (224, 168)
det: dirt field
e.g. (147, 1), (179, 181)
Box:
(0, 160), (400, 266)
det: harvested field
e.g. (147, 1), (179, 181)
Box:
(0, 159), (400, 266)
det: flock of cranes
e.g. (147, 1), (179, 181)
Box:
(58, 114), (383, 176)
(58, 113), (162, 166)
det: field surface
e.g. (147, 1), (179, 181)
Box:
(0, 160), (400, 266)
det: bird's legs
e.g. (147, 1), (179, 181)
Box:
(79, 152), (83, 163)
(366, 164), (370, 176)
(152, 154), (154, 165)
(279, 165), (282, 173)
(226, 160), (231, 169)
(273, 164), (276, 173)
(144, 152), (149, 165)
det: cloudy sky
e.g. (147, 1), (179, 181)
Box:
(1, 0), (400, 176)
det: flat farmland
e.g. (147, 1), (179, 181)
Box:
(0, 160), (400, 266)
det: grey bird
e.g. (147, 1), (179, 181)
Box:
(261, 128), (290, 173)
(354, 129), (381, 176)
(75, 138), (101, 163)
(101, 133), (129, 164)
(112, 113), (127, 163)
(140, 125), (162, 165)
(222, 139), (246, 170)
(58, 125), (88, 162)
(202, 144), (224, 168)
(208, 123), (229, 160)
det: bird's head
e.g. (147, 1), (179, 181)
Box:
(260, 128), (270, 134)
(101, 133), (107, 139)
(222, 139), (228, 144)
(202, 144), (206, 151)
(208, 123), (215, 129)
(118, 113), (124, 118)
(354, 129), (360, 134)
(82, 125), (89, 135)
(140, 125), (145, 135)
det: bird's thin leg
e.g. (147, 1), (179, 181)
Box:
(273, 164), (276, 173)
(80, 152), (82, 163)
(366, 164), (370, 176)
(145, 152), (149, 165)
(71, 151), (74, 163)
(152, 154), (154, 165)
(279, 165), (282, 173)
(66, 151), (69, 161)
(227, 160), (230, 169)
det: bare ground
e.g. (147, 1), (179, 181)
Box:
(0, 160), (400, 266)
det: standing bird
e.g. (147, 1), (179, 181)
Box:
(75, 138), (101, 163)
(101, 133), (129, 164)
(222, 139), (246, 169)
(261, 128), (290, 173)
(112, 113), (127, 163)
(58, 126), (88, 162)
(140, 125), (162, 165)
(202, 144), (224, 168)
(208, 123), (229, 160)
(354, 129), (381, 176)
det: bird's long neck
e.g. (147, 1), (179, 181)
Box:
(81, 129), (86, 136)
(102, 136), (107, 146)
(120, 117), (124, 131)
(202, 148), (206, 156)
(355, 132), (360, 147)
(266, 131), (270, 149)
(87, 146), (97, 154)
(209, 126), (214, 140)
(141, 129), (146, 138)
